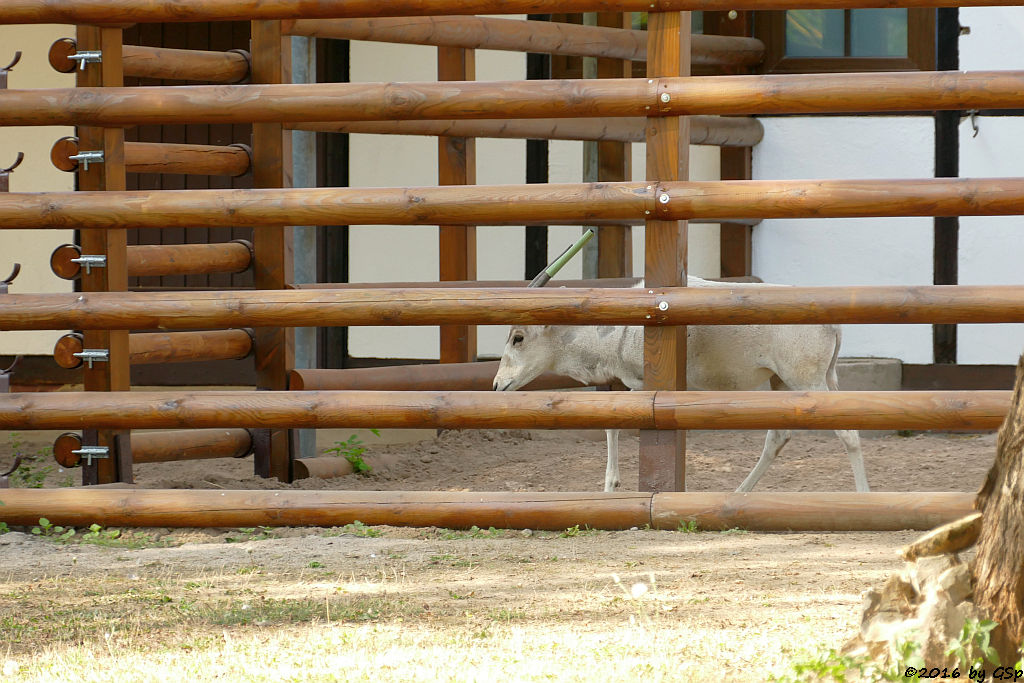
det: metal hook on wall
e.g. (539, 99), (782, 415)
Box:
(0, 263), (21, 294)
(0, 152), (24, 193)
(0, 51), (21, 89)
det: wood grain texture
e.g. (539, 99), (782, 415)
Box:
(50, 39), (250, 82)
(283, 16), (763, 67)
(652, 492), (975, 532)
(10, 176), (1024, 229)
(54, 428), (252, 466)
(77, 25), (132, 485)
(52, 138), (251, 176)
(0, 489), (654, 531)
(291, 362), (585, 391)
(3, 0), (1018, 25)
(438, 45), (477, 365)
(291, 115), (763, 147)
(6, 71), (1024, 126)
(49, 241), (253, 279)
(7, 285), (1024, 330)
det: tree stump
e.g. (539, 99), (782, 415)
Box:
(974, 353), (1024, 662)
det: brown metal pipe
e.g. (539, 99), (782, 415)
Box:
(291, 115), (764, 147)
(50, 241), (253, 280)
(651, 492), (975, 532)
(49, 38), (250, 83)
(6, 177), (1024, 231)
(282, 16), (764, 68)
(7, 285), (1024, 331)
(51, 136), (252, 176)
(53, 428), (253, 467)
(0, 389), (1009, 431)
(290, 363), (584, 391)
(3, 0), (1017, 26)
(4, 71), (1024, 127)
(53, 329), (253, 368)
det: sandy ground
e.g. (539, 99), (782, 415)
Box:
(0, 428), (994, 680)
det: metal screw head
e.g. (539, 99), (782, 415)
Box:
(660, 92), (671, 103)
(658, 301), (669, 311)
(658, 193), (670, 204)
(728, 9), (739, 19)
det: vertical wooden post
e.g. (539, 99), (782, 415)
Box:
(596, 11), (632, 279)
(76, 25), (132, 485)
(706, 11), (753, 278)
(438, 46), (477, 363)
(641, 12), (690, 492)
(251, 20), (294, 481)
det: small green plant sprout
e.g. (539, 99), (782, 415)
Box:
(324, 429), (379, 475)
(31, 517), (75, 542)
(7, 433), (54, 488)
(676, 519), (699, 533)
(561, 524), (581, 538)
(340, 520), (382, 538)
(0, 521), (9, 535)
(947, 618), (1001, 670)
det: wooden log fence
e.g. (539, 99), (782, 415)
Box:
(281, 16), (765, 68)
(50, 241), (253, 279)
(53, 429), (253, 467)
(51, 137), (252, 176)
(0, 489), (976, 532)
(4, 285), (1024, 331)
(290, 362), (584, 391)
(53, 329), (254, 368)
(1, 0), (1018, 25)
(4, 178), (1024, 230)
(49, 39), (251, 83)
(290, 115), (764, 147)
(0, 389), (1009, 432)
(4, 71), (1024, 127)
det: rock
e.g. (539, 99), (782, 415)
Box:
(915, 587), (966, 666)
(0, 531), (34, 546)
(910, 555), (958, 595)
(935, 564), (972, 605)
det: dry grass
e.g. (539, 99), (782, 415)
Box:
(0, 526), (915, 682)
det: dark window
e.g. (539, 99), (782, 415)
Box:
(755, 9), (935, 73)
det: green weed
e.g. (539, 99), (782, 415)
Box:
(324, 429), (379, 475)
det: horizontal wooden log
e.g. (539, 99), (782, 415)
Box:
(0, 489), (654, 530)
(51, 137), (252, 176)
(291, 115), (764, 147)
(2, 0), (1017, 25)
(4, 71), (1024, 126)
(0, 488), (976, 531)
(53, 329), (253, 368)
(5, 178), (1024, 230)
(291, 363), (585, 391)
(50, 241), (253, 279)
(5, 285), (1024, 331)
(49, 38), (250, 83)
(54, 428), (253, 467)
(0, 390), (1009, 431)
(282, 16), (764, 68)
(291, 277), (642, 289)
(651, 492), (975, 532)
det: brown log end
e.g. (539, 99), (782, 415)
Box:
(49, 243), (82, 280)
(47, 38), (78, 74)
(50, 136), (80, 173)
(53, 432), (83, 468)
(901, 512), (982, 561)
(53, 333), (84, 369)
(292, 456), (355, 480)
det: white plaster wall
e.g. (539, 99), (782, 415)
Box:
(751, 116), (934, 363)
(957, 116), (1024, 364)
(0, 25), (76, 355)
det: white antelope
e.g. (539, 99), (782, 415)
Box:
(492, 277), (868, 493)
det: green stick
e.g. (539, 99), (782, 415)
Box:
(528, 229), (595, 288)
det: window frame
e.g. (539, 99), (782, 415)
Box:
(754, 8), (936, 73)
